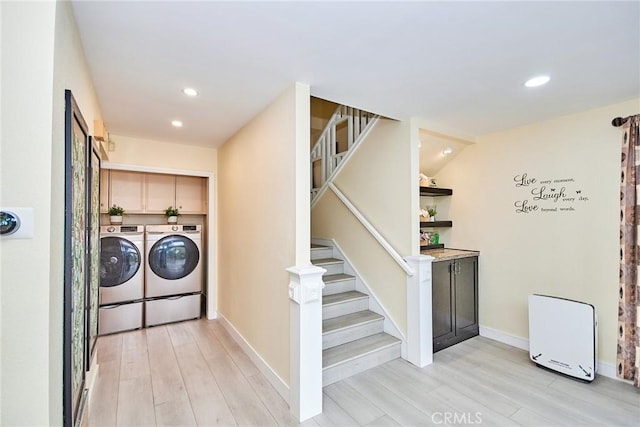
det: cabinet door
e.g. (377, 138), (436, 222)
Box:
(455, 257), (479, 336)
(432, 260), (455, 347)
(176, 176), (206, 214)
(99, 169), (109, 213)
(145, 174), (176, 213)
(110, 170), (145, 213)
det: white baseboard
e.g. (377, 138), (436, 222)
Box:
(217, 313), (290, 403)
(207, 310), (218, 320)
(596, 361), (618, 380)
(479, 325), (619, 381)
(78, 353), (100, 427)
(85, 349), (100, 397)
(479, 325), (529, 351)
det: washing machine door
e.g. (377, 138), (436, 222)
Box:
(100, 237), (141, 287)
(148, 235), (200, 280)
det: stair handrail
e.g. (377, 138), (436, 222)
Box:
(310, 105), (379, 206)
(328, 182), (415, 277)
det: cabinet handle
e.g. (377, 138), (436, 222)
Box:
(452, 261), (460, 275)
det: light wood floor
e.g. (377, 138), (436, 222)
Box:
(83, 318), (639, 426)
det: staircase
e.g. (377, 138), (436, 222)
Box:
(310, 105), (378, 204)
(311, 243), (401, 386)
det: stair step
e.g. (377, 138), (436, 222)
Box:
(310, 244), (333, 261)
(312, 257), (344, 275)
(322, 273), (356, 295)
(322, 333), (401, 386)
(323, 310), (384, 349)
(323, 291), (368, 319)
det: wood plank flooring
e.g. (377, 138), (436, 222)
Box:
(83, 318), (639, 426)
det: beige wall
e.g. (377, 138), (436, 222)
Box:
(1, 0), (104, 424)
(217, 83), (310, 385)
(106, 134), (217, 174)
(311, 118), (414, 334)
(1, 3), (57, 424)
(436, 98), (640, 366)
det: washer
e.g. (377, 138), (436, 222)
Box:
(145, 224), (202, 326)
(99, 225), (144, 335)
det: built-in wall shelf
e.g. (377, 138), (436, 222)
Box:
(420, 186), (453, 197)
(420, 221), (452, 228)
(419, 186), (453, 251)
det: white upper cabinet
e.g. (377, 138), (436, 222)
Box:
(176, 176), (207, 214)
(100, 169), (110, 213)
(103, 170), (207, 215)
(145, 174), (177, 213)
(109, 170), (145, 213)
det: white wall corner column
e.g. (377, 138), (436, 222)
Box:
(405, 255), (434, 367)
(288, 265), (326, 422)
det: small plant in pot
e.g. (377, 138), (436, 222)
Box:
(165, 206), (179, 224)
(427, 207), (437, 222)
(108, 205), (124, 224)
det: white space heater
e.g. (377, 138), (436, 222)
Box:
(528, 294), (597, 382)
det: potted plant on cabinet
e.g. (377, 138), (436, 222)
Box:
(165, 206), (179, 224)
(108, 205), (124, 224)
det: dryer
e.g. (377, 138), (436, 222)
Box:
(145, 224), (202, 326)
(99, 225), (144, 335)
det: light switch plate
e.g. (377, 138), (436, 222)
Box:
(0, 207), (34, 239)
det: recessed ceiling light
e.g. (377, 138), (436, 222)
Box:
(171, 120), (183, 127)
(442, 147), (453, 155)
(524, 75), (550, 88)
(183, 87), (198, 97)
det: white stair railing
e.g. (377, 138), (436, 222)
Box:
(328, 182), (415, 277)
(310, 106), (378, 204)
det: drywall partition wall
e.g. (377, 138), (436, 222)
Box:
(1, 2), (57, 424)
(311, 118), (414, 334)
(107, 135), (218, 173)
(436, 98), (640, 368)
(0, 0), (105, 424)
(218, 83), (310, 387)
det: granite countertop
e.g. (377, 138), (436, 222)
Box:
(420, 248), (480, 262)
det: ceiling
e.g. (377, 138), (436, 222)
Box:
(71, 1), (640, 149)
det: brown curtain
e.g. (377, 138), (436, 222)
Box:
(618, 114), (640, 387)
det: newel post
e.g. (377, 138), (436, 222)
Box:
(405, 255), (434, 367)
(287, 265), (325, 421)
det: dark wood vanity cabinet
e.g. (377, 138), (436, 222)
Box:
(432, 256), (479, 352)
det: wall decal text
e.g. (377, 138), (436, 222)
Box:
(513, 172), (589, 214)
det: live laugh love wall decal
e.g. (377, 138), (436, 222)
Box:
(513, 172), (589, 214)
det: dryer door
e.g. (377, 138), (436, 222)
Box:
(100, 237), (141, 287)
(148, 235), (200, 280)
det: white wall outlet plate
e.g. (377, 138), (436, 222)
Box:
(0, 207), (34, 239)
